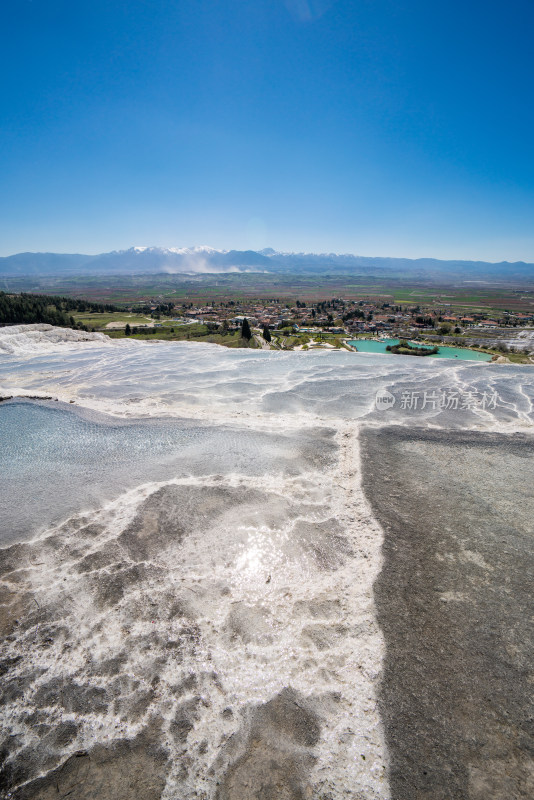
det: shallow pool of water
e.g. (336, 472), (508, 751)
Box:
(0, 399), (332, 544)
(349, 338), (492, 361)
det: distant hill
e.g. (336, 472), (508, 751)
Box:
(1, 245), (534, 281)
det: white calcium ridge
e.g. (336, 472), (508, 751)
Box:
(1, 335), (533, 432)
(0, 324), (118, 354)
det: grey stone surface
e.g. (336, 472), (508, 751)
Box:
(361, 426), (534, 800)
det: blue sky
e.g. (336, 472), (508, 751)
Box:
(1, 0), (533, 260)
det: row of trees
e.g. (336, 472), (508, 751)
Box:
(0, 291), (119, 328)
(134, 302), (175, 317)
(123, 318), (257, 342)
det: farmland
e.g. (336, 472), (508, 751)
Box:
(2, 272), (534, 316)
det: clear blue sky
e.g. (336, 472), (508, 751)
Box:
(1, 0), (533, 260)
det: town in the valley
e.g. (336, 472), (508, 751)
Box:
(77, 294), (534, 361)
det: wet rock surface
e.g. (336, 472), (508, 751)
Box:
(0, 483), (290, 796)
(9, 723), (169, 800)
(118, 484), (268, 562)
(0, 415), (388, 800)
(0, 399), (337, 546)
(361, 426), (534, 800)
(215, 688), (320, 800)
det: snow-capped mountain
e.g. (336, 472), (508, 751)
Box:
(132, 245), (224, 256)
(0, 246), (270, 275)
(1, 246), (533, 280)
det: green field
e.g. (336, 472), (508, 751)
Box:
(4, 272), (534, 315)
(104, 322), (259, 348)
(104, 324), (347, 350)
(73, 311), (153, 328)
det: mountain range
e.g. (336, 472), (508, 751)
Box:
(1, 246), (534, 281)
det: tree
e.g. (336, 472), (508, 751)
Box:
(125, 323), (131, 336)
(262, 325), (271, 342)
(241, 318), (252, 340)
